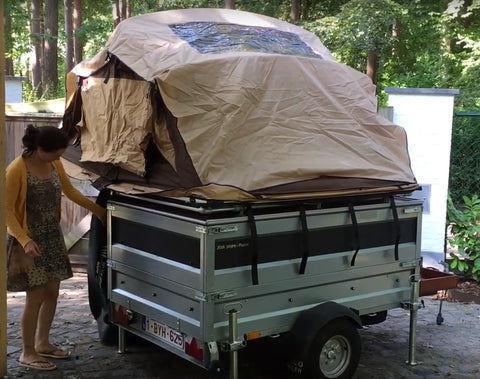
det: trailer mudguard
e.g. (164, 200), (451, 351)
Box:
(289, 301), (362, 362)
(87, 189), (118, 345)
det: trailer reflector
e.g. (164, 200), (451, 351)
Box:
(185, 337), (204, 361)
(246, 331), (261, 340)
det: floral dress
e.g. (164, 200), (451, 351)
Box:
(21, 167), (73, 290)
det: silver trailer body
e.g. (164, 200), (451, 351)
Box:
(105, 193), (423, 375)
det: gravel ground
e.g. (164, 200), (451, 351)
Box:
(5, 273), (480, 378)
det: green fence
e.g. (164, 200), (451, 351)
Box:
(449, 113), (480, 206)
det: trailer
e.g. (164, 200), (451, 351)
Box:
(92, 190), (428, 378)
(60, 9), (457, 378)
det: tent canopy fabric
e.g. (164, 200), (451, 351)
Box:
(61, 8), (418, 201)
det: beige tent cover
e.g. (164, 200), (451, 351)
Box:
(65, 8), (417, 200)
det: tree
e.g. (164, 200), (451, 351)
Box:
(225, 0), (235, 9)
(73, 0), (83, 64)
(304, 0), (411, 85)
(290, 0), (300, 22)
(64, 0), (74, 72)
(43, 0), (59, 98)
(4, 9), (14, 75)
(328, 0), (404, 84)
(113, 0), (131, 26)
(30, 0), (43, 98)
(113, 1), (121, 26)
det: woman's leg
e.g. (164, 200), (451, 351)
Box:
(20, 286), (56, 369)
(35, 279), (62, 352)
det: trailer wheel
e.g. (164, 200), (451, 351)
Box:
(304, 318), (361, 379)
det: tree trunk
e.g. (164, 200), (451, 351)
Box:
(4, 9), (14, 75)
(121, 0), (127, 20)
(462, 0), (473, 28)
(64, 0), (74, 72)
(127, 0), (132, 18)
(366, 50), (377, 84)
(392, 18), (400, 56)
(73, 0), (83, 64)
(43, 0), (59, 98)
(113, 1), (121, 26)
(225, 0), (235, 9)
(30, 0), (43, 98)
(290, 0), (300, 22)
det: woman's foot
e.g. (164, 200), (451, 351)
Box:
(19, 353), (56, 371)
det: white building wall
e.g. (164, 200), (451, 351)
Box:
(5, 76), (26, 103)
(386, 88), (459, 259)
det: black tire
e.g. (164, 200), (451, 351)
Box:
(87, 189), (118, 345)
(304, 318), (361, 379)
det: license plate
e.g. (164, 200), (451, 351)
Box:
(142, 316), (184, 350)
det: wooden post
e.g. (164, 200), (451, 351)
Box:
(0, 0), (8, 375)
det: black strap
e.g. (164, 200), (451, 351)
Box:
(299, 206), (310, 274)
(103, 54), (112, 84)
(349, 203), (360, 266)
(390, 196), (401, 261)
(103, 67), (111, 84)
(247, 206), (259, 285)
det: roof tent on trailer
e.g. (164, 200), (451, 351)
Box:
(61, 8), (418, 201)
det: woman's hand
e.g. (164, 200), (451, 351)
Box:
(24, 240), (42, 257)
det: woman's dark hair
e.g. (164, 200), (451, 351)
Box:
(22, 124), (69, 157)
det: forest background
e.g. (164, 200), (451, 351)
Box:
(4, 0), (480, 110)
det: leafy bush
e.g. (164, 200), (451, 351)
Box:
(447, 194), (480, 282)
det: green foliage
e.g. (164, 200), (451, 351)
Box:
(235, 0), (290, 20)
(307, 0), (405, 74)
(376, 1), (463, 94)
(447, 194), (480, 283)
(140, 0), (223, 12)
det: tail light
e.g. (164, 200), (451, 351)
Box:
(185, 337), (204, 361)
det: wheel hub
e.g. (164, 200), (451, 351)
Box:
(320, 335), (351, 378)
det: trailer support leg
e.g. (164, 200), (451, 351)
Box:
(229, 309), (239, 379)
(403, 274), (424, 366)
(117, 326), (126, 354)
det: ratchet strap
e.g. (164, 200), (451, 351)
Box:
(246, 206), (259, 285)
(349, 203), (361, 266)
(390, 196), (401, 261)
(299, 206), (310, 275)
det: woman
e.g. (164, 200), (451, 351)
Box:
(6, 125), (106, 371)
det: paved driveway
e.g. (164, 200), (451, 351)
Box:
(6, 273), (480, 378)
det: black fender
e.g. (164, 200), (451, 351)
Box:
(87, 189), (109, 319)
(87, 188), (118, 345)
(289, 301), (362, 363)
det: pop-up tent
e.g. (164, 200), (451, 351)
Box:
(61, 8), (418, 201)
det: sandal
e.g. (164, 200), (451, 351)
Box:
(19, 359), (57, 371)
(37, 347), (70, 359)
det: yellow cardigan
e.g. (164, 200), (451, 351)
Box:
(6, 156), (105, 248)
